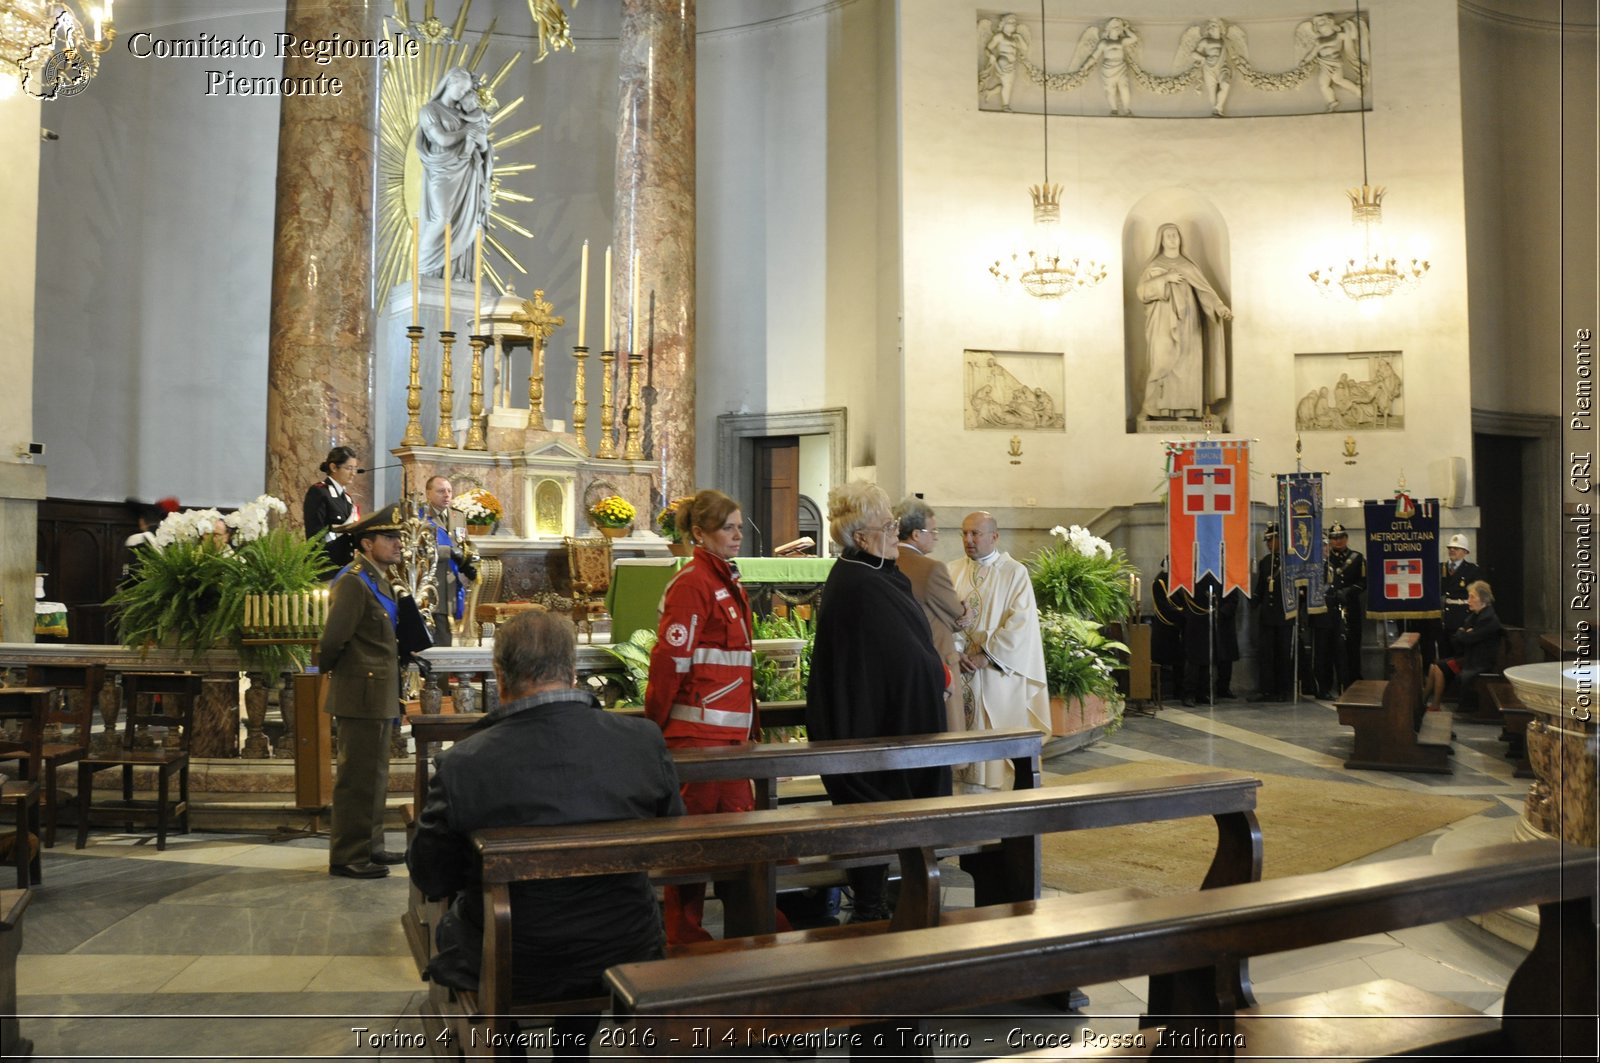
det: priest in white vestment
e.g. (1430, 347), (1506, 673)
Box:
(949, 511), (1051, 790)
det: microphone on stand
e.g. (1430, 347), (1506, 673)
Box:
(744, 516), (765, 558)
(357, 464), (404, 475)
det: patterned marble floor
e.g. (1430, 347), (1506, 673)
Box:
(11, 696), (1533, 1060)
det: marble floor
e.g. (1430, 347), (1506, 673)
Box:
(11, 695), (1534, 1061)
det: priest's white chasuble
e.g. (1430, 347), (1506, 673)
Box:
(949, 550), (1051, 790)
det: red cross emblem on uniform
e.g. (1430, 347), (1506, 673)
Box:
(1384, 558), (1423, 600)
(1183, 466), (1234, 515)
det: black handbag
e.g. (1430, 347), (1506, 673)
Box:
(395, 591), (435, 660)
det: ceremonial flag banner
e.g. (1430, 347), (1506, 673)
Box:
(1276, 472), (1326, 619)
(1168, 440), (1251, 597)
(1364, 497), (1442, 619)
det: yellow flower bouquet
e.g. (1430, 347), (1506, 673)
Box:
(656, 495), (695, 542)
(589, 495), (636, 529)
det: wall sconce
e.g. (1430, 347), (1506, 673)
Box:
(1343, 435), (1359, 465)
(1008, 435), (1023, 465)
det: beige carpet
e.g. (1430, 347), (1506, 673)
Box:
(1039, 760), (1492, 896)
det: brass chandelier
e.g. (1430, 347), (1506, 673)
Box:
(0, 0), (117, 100)
(1307, 0), (1429, 302)
(990, 1), (1106, 301)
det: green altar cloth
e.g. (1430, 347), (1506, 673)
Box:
(605, 556), (835, 642)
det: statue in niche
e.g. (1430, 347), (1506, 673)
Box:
(416, 66), (494, 280)
(977, 13), (1030, 112)
(1295, 13), (1368, 112)
(1070, 17), (1140, 116)
(1136, 223), (1231, 422)
(1174, 18), (1249, 117)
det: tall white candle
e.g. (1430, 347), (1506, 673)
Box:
(443, 222), (452, 331)
(602, 245), (613, 350)
(577, 240), (590, 347)
(630, 250), (641, 357)
(473, 228), (483, 335)
(411, 216), (420, 327)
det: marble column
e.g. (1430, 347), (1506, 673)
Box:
(612, 0), (696, 504)
(264, 0), (381, 527)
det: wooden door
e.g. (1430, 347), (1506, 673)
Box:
(751, 436), (800, 556)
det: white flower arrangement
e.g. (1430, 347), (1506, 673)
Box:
(153, 507), (225, 548)
(451, 487), (504, 524)
(1050, 524), (1113, 560)
(152, 495), (287, 548)
(225, 494), (288, 544)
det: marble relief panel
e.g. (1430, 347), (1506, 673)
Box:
(964, 350), (1066, 431)
(1293, 350), (1404, 431)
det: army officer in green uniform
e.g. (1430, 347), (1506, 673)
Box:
(320, 504), (408, 879)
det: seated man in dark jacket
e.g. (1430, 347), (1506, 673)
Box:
(408, 610), (684, 1055)
(1421, 580), (1504, 713)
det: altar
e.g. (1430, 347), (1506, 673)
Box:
(606, 556), (836, 641)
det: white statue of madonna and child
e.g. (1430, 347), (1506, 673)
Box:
(416, 67), (493, 280)
(1135, 222), (1232, 424)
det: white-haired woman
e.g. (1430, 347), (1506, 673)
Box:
(805, 482), (949, 922)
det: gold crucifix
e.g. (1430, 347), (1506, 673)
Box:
(512, 290), (565, 430)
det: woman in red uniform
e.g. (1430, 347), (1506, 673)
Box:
(644, 489), (760, 944)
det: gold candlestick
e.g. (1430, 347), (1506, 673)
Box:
(401, 324), (427, 446)
(623, 347), (645, 460)
(572, 345), (590, 455)
(436, 331), (459, 448)
(597, 347), (618, 459)
(465, 334), (489, 451)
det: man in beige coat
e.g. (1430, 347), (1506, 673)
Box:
(893, 497), (967, 733)
(319, 504), (407, 879)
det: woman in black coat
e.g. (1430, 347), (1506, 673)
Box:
(303, 446), (361, 571)
(806, 481), (949, 922)
(1422, 580), (1503, 713)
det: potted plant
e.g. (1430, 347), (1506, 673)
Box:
(656, 495), (696, 556)
(110, 495), (325, 756)
(1038, 612), (1128, 738)
(1029, 525), (1136, 741)
(589, 494), (636, 538)
(453, 487), (504, 536)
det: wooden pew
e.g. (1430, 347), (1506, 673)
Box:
(452, 770), (1261, 1058)
(0, 889), (31, 1060)
(1335, 632), (1451, 773)
(607, 840), (1597, 1062)
(1483, 677), (1534, 778)
(400, 727), (1045, 980)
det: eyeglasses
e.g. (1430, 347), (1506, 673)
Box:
(863, 518), (899, 536)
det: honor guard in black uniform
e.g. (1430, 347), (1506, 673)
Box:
(1151, 559), (1184, 699)
(1304, 528), (1346, 700)
(1175, 573), (1239, 706)
(1438, 533), (1483, 661)
(1326, 522), (1367, 681)
(1249, 523), (1293, 701)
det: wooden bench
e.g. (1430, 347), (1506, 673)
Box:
(400, 726), (1045, 981)
(0, 889), (31, 1060)
(1483, 677), (1535, 778)
(448, 769), (1261, 1058)
(606, 839), (1597, 1061)
(1335, 632), (1451, 773)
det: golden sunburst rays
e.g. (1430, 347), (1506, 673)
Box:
(378, 0), (571, 308)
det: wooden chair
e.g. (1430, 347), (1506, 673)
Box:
(0, 689), (48, 887)
(0, 665), (104, 848)
(75, 672), (200, 852)
(562, 536), (614, 639)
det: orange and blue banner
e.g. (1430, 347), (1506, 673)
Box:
(1277, 472), (1326, 619)
(1167, 440), (1251, 597)
(1363, 497), (1442, 620)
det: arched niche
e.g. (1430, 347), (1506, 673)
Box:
(1123, 191), (1233, 435)
(534, 478), (569, 537)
